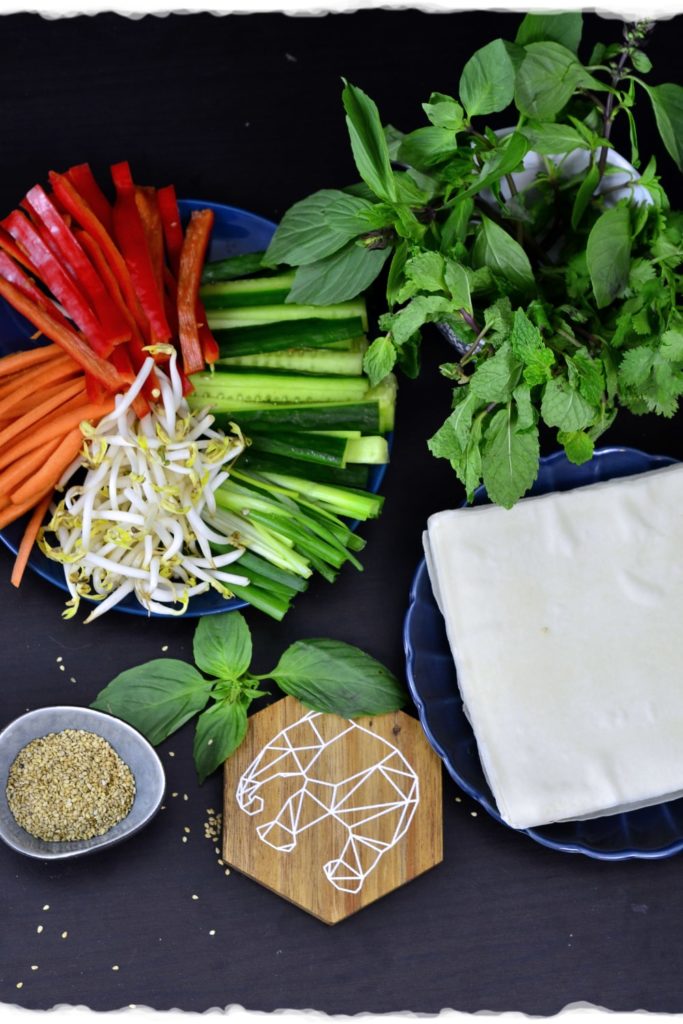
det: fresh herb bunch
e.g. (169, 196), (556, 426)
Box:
(91, 612), (406, 782)
(264, 12), (683, 507)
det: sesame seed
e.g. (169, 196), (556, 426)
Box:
(182, 837), (187, 844)
(217, 859), (224, 867)
(209, 930), (216, 936)
(168, 751), (175, 758)
(470, 811), (478, 817)
(70, 677), (77, 684)
(59, 665), (65, 672)
(42, 904), (50, 911)
(16, 982), (23, 989)
(184, 827), (190, 834)
(183, 794), (188, 801)
(36, 926), (43, 934)
(161, 645), (168, 652)
(31, 966), (38, 971)
(207, 739), (214, 746)
(455, 797), (462, 803)
(192, 894), (199, 901)
(61, 931), (68, 939)
(224, 868), (231, 876)
(112, 965), (120, 972)
(56, 657), (63, 663)
(172, 792), (178, 798)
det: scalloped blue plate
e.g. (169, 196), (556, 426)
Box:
(404, 446), (683, 860)
(0, 200), (388, 617)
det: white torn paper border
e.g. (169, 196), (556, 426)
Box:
(0, 0), (681, 1019)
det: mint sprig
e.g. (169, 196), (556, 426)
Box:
(91, 612), (406, 783)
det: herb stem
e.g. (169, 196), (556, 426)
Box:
(597, 21), (654, 178)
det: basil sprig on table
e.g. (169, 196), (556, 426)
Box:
(91, 612), (406, 782)
(264, 13), (683, 508)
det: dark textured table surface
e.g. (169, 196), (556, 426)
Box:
(0, 8), (682, 1016)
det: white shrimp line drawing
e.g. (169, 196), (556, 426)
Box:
(236, 710), (420, 894)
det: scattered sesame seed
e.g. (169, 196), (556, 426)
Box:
(209, 930), (216, 936)
(214, 847), (220, 856)
(455, 797), (462, 803)
(112, 965), (120, 972)
(168, 752), (175, 758)
(172, 792), (178, 798)
(207, 739), (214, 746)
(184, 827), (190, 834)
(61, 931), (68, 939)
(56, 657), (63, 663)
(224, 868), (231, 876)
(160, 805), (166, 811)
(182, 837), (187, 844)
(59, 665), (65, 672)
(470, 811), (478, 817)
(183, 794), (188, 801)
(36, 926), (43, 934)
(69, 677), (77, 684)
(161, 645), (169, 652)
(192, 894), (199, 901)
(42, 904), (50, 911)
(217, 859), (224, 867)
(16, 982), (23, 989)
(31, 966), (38, 971)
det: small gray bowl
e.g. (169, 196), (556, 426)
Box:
(0, 706), (165, 860)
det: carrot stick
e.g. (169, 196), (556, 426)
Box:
(3, 380), (75, 417)
(0, 377), (86, 450)
(10, 490), (53, 587)
(11, 428), (84, 505)
(0, 488), (52, 529)
(0, 356), (82, 410)
(0, 399), (113, 472)
(0, 344), (64, 378)
(0, 437), (63, 496)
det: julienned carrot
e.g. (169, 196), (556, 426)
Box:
(0, 343), (64, 377)
(0, 437), (62, 496)
(0, 399), (114, 472)
(0, 351), (80, 397)
(1, 368), (85, 421)
(11, 428), (84, 506)
(0, 488), (52, 530)
(11, 490), (53, 588)
(0, 277), (127, 393)
(0, 378), (86, 451)
(3, 380), (74, 417)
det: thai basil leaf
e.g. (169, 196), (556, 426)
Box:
(586, 205), (632, 309)
(571, 161), (600, 230)
(91, 660), (213, 747)
(481, 404), (540, 509)
(441, 198), (474, 251)
(522, 123), (591, 155)
(193, 699), (249, 784)
(422, 93), (465, 131)
(288, 240), (390, 305)
(268, 638), (406, 718)
(515, 42), (596, 120)
(473, 216), (534, 292)
(264, 189), (372, 267)
(642, 82), (683, 171)
(459, 39), (515, 118)
(342, 80), (397, 202)
(386, 239), (409, 306)
(515, 12), (583, 54)
(363, 335), (397, 387)
(193, 611), (252, 682)
(464, 132), (529, 197)
(397, 126), (458, 169)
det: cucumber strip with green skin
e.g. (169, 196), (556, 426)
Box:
(247, 430), (349, 468)
(312, 430), (362, 439)
(201, 272), (297, 309)
(210, 402), (381, 433)
(201, 251), (268, 284)
(213, 316), (365, 357)
(345, 435), (389, 464)
(257, 471), (384, 521)
(189, 370), (370, 407)
(219, 348), (364, 376)
(238, 451), (371, 490)
(207, 298), (368, 332)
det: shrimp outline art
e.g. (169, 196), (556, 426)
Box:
(235, 709), (420, 894)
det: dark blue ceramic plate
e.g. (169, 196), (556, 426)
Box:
(0, 200), (387, 617)
(404, 446), (683, 860)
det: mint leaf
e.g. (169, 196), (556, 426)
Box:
(541, 377), (597, 431)
(459, 39), (515, 118)
(558, 430), (595, 465)
(444, 260), (472, 313)
(193, 699), (249, 784)
(265, 189), (371, 267)
(363, 335), (397, 387)
(342, 81), (397, 203)
(91, 660), (214, 747)
(509, 308), (555, 385)
(193, 611), (252, 682)
(428, 389), (482, 459)
(481, 404), (540, 508)
(422, 93), (465, 131)
(268, 639), (406, 718)
(513, 383), (537, 430)
(405, 251), (446, 293)
(386, 295), (453, 347)
(643, 82), (683, 171)
(515, 12), (583, 53)
(586, 205), (632, 309)
(469, 342), (520, 402)
(288, 239), (390, 305)
(473, 216), (534, 293)
(568, 350), (605, 405)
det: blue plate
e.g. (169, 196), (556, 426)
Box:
(403, 446), (683, 860)
(0, 200), (387, 617)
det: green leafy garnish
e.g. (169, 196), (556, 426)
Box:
(91, 612), (406, 783)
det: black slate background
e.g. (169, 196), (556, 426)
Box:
(0, 8), (682, 1015)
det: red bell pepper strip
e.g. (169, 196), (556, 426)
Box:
(0, 250), (73, 331)
(66, 163), (114, 235)
(48, 170), (150, 342)
(162, 264), (179, 337)
(3, 210), (111, 356)
(157, 184), (184, 277)
(135, 186), (165, 302)
(0, 225), (40, 276)
(196, 298), (219, 365)
(177, 208), (214, 376)
(25, 184), (131, 353)
(110, 161), (171, 346)
(0, 278), (127, 392)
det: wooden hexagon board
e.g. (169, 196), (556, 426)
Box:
(222, 696), (443, 924)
